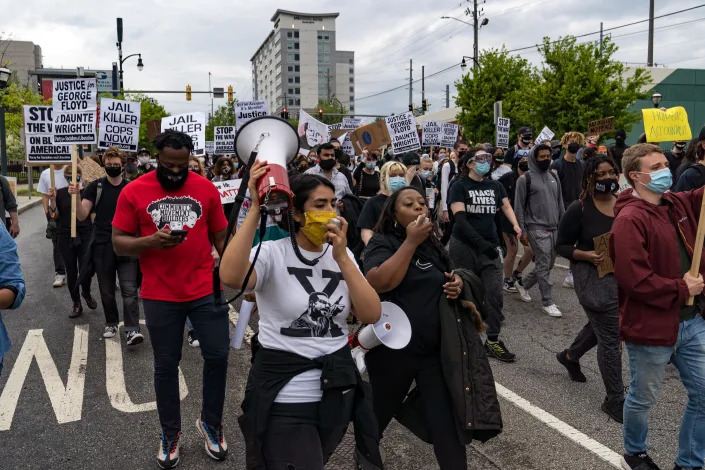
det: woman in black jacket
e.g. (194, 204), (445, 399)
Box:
(363, 186), (467, 470)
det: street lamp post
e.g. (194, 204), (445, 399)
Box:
(0, 66), (11, 176)
(459, 56), (480, 72)
(651, 91), (662, 108)
(441, 13), (489, 70)
(116, 18), (144, 94)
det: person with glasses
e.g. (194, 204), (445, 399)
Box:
(47, 165), (97, 318)
(449, 146), (522, 363)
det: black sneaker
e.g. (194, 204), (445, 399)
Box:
(82, 294), (98, 310)
(503, 278), (518, 293)
(512, 270), (523, 286)
(157, 432), (181, 469)
(621, 452), (661, 470)
(485, 339), (516, 362)
(601, 397), (624, 423)
(673, 465), (703, 470)
(188, 329), (200, 348)
(556, 350), (587, 382)
(126, 331), (144, 346)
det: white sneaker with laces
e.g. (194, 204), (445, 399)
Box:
(126, 331), (144, 346)
(516, 282), (532, 302)
(562, 272), (574, 288)
(103, 326), (118, 338)
(542, 304), (563, 317)
(53, 274), (65, 288)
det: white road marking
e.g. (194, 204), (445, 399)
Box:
(0, 325), (89, 431)
(105, 320), (188, 413)
(495, 382), (622, 468)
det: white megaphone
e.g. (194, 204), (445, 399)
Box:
(352, 302), (411, 374)
(235, 115), (299, 215)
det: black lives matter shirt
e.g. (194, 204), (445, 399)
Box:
(449, 177), (507, 244)
(83, 177), (129, 243)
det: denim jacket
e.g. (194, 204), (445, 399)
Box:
(0, 225), (25, 365)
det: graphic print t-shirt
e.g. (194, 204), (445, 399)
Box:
(250, 238), (357, 403)
(112, 171), (227, 301)
(449, 177), (507, 244)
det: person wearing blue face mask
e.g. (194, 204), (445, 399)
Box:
(449, 147), (522, 363)
(358, 161), (407, 246)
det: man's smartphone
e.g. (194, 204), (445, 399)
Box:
(170, 229), (188, 238)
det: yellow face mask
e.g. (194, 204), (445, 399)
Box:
(300, 210), (338, 247)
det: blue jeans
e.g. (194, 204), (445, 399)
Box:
(623, 314), (705, 469)
(143, 294), (230, 439)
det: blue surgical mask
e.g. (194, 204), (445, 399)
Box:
(387, 176), (406, 193)
(421, 170), (432, 180)
(638, 167), (672, 194)
(365, 161), (377, 170)
(474, 161), (491, 176)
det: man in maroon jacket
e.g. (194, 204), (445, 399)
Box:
(611, 143), (705, 470)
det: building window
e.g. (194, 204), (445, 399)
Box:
(287, 32), (292, 38)
(324, 34), (330, 41)
(349, 86), (354, 92)
(350, 95), (354, 102)
(294, 76), (300, 84)
(318, 54), (324, 63)
(288, 98), (294, 106)
(317, 34), (323, 40)
(324, 45), (330, 53)
(295, 65), (300, 72)
(287, 43), (294, 51)
(318, 44), (324, 53)
(295, 88), (300, 94)
(324, 56), (330, 64)
(287, 54), (294, 63)
(295, 98), (301, 105)
(294, 42), (299, 50)
(288, 66), (293, 72)
(349, 77), (354, 83)
(349, 59), (354, 65)
(288, 88), (294, 94)
(294, 54), (300, 61)
(288, 77), (293, 83)
(294, 31), (299, 38)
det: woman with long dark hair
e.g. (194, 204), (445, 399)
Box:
(555, 154), (624, 422)
(363, 186), (471, 470)
(673, 137), (705, 192)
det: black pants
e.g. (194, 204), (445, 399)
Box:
(262, 401), (350, 469)
(366, 347), (467, 470)
(57, 232), (92, 303)
(93, 241), (140, 331)
(52, 235), (66, 275)
(142, 294), (229, 439)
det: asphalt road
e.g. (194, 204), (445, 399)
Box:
(0, 205), (689, 470)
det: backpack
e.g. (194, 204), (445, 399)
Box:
(551, 157), (585, 174)
(436, 159), (457, 188)
(522, 169), (559, 216)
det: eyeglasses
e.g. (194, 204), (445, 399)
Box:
(472, 152), (492, 163)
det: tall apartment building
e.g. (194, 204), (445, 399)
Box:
(250, 10), (355, 116)
(0, 40), (43, 90)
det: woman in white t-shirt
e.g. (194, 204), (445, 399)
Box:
(220, 161), (382, 469)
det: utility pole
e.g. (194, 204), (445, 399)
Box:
(446, 84), (450, 109)
(599, 22), (604, 52)
(647, 0), (654, 66)
(473, 0), (479, 70)
(408, 59), (413, 109)
(421, 65), (425, 112)
(208, 71), (213, 118)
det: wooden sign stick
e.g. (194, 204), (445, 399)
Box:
(49, 164), (55, 191)
(686, 193), (705, 306)
(70, 146), (78, 239)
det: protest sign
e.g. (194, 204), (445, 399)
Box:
(341, 133), (355, 156)
(162, 112), (206, 155)
(342, 117), (363, 129)
(5, 176), (17, 198)
(587, 116), (615, 136)
(386, 112), (421, 154)
(146, 120), (161, 141)
(496, 117), (511, 149)
(298, 109), (330, 148)
(214, 126), (235, 154)
(328, 123), (343, 132)
(534, 126), (555, 145)
(97, 98), (140, 151)
(23, 105), (72, 165)
(349, 121), (392, 155)
(593, 233), (614, 278)
(78, 157), (106, 185)
(52, 78), (97, 144)
(299, 147), (310, 157)
(421, 121), (442, 146)
(642, 106), (692, 142)
(235, 100), (268, 131)
(441, 123), (459, 147)
(213, 179), (242, 205)
(205, 141), (215, 154)
(329, 129), (348, 139)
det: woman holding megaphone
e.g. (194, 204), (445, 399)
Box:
(219, 161), (384, 469)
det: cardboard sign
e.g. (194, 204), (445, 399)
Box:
(98, 98), (141, 151)
(146, 119), (162, 141)
(386, 112), (421, 154)
(5, 176), (17, 198)
(642, 106), (692, 142)
(422, 120), (442, 146)
(205, 141), (215, 154)
(535, 126), (555, 146)
(349, 121), (391, 155)
(441, 123), (459, 147)
(593, 233), (614, 278)
(496, 117), (511, 149)
(78, 157), (106, 185)
(342, 117), (363, 129)
(52, 78), (98, 144)
(162, 112), (206, 156)
(23, 105), (72, 165)
(298, 109), (330, 148)
(213, 179), (242, 204)
(587, 116), (615, 136)
(214, 126), (235, 154)
(235, 100), (268, 131)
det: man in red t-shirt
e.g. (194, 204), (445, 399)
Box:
(112, 130), (229, 469)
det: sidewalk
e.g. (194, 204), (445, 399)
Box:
(14, 183), (43, 215)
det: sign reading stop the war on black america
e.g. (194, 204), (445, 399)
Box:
(23, 105), (72, 165)
(214, 126), (235, 154)
(52, 78), (98, 144)
(162, 112), (206, 156)
(98, 98), (141, 151)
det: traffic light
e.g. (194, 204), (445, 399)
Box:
(408, 104), (415, 112)
(227, 85), (234, 102)
(280, 108), (290, 120)
(186, 84), (192, 101)
(318, 108), (323, 119)
(422, 99), (429, 112)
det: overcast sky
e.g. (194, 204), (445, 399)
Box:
(4, 0), (705, 118)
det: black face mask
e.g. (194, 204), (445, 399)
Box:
(105, 166), (122, 178)
(675, 143), (686, 150)
(536, 159), (551, 172)
(518, 161), (529, 172)
(521, 137), (532, 145)
(567, 143), (581, 154)
(157, 164), (189, 191)
(190, 168), (201, 175)
(319, 158), (336, 170)
(595, 178), (618, 194)
(125, 163), (137, 173)
(457, 150), (467, 160)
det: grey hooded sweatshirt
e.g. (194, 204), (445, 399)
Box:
(513, 146), (565, 231)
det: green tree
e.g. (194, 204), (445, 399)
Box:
(314, 99), (346, 125)
(0, 81), (48, 141)
(455, 48), (539, 144)
(529, 36), (650, 140)
(205, 102), (236, 140)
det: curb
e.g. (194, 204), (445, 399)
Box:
(17, 199), (42, 215)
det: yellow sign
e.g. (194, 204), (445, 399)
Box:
(642, 106), (692, 142)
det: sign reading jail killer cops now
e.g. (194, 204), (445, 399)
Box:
(162, 112), (206, 155)
(52, 78), (97, 144)
(235, 100), (268, 130)
(23, 105), (72, 165)
(98, 98), (141, 151)
(441, 123), (459, 147)
(214, 126), (235, 154)
(421, 120), (442, 146)
(496, 117), (511, 149)
(642, 106), (692, 142)
(385, 112), (420, 154)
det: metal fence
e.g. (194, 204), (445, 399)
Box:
(5, 161), (41, 185)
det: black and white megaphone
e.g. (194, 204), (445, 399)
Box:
(352, 302), (412, 373)
(235, 115), (299, 215)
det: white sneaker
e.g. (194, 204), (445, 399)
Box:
(542, 304), (563, 317)
(103, 326), (118, 338)
(53, 274), (65, 288)
(562, 273), (574, 288)
(516, 282), (532, 303)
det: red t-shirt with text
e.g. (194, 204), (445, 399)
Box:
(112, 171), (228, 302)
